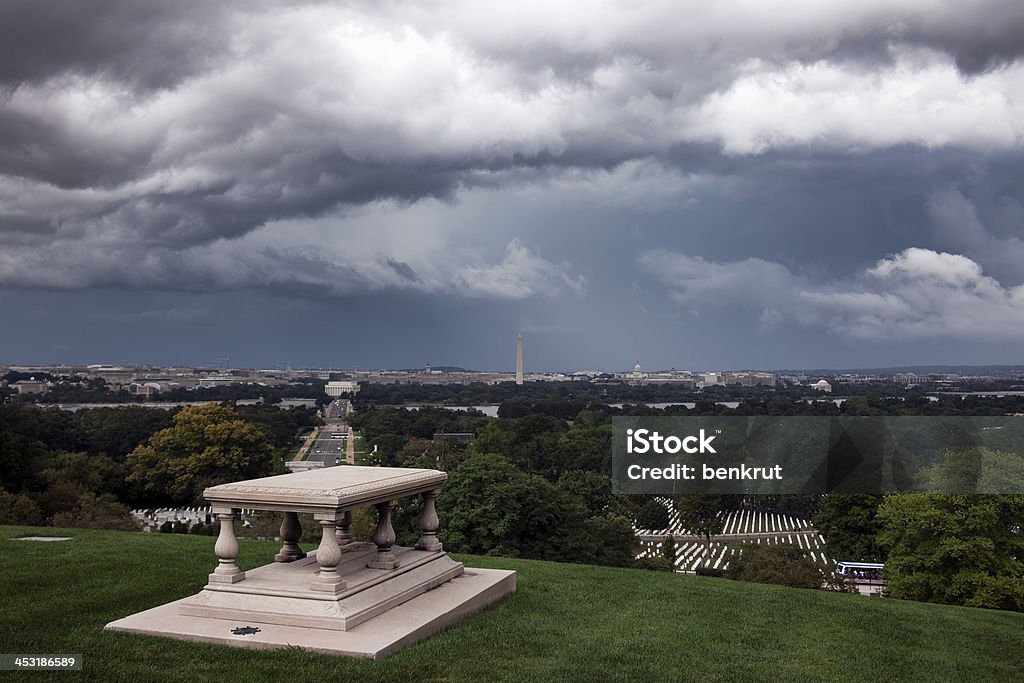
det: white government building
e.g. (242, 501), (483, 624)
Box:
(325, 380), (360, 397)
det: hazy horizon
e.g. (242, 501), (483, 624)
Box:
(5, 355), (1024, 378)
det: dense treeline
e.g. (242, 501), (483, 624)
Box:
(353, 378), (1024, 408)
(351, 396), (1024, 610)
(8, 377), (330, 405)
(0, 402), (321, 526)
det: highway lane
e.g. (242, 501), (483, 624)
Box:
(306, 423), (348, 467)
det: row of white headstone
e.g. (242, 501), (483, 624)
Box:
(634, 497), (816, 536)
(636, 532), (832, 572)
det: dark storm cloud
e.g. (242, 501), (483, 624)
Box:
(909, 3), (1024, 74)
(0, 0), (236, 90)
(773, 2), (1024, 74)
(0, 0), (1022, 306)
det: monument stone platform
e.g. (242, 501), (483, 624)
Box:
(105, 466), (516, 659)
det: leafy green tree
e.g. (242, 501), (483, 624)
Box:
(72, 406), (175, 462)
(877, 494), (1024, 611)
(439, 453), (592, 562)
(51, 491), (136, 531)
(558, 423), (612, 473)
(584, 513), (638, 567)
(126, 404), (279, 505)
(661, 535), (677, 563)
(556, 470), (616, 517)
(38, 451), (124, 517)
(634, 498), (670, 531)
(916, 447), (1024, 494)
(813, 494), (885, 562)
(0, 488), (46, 525)
(636, 556), (674, 572)
(726, 544), (827, 589)
(0, 403), (62, 493)
(676, 495), (725, 563)
(235, 405), (322, 449)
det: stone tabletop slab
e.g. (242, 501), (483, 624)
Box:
(203, 466), (447, 512)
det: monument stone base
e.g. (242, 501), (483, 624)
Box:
(105, 545), (515, 659)
(105, 466), (516, 659)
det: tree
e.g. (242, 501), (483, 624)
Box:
(439, 453), (592, 562)
(636, 556), (674, 572)
(0, 403), (56, 493)
(557, 470), (616, 517)
(916, 447), (1024, 494)
(726, 544), (827, 589)
(32, 450), (126, 519)
(813, 494), (885, 562)
(634, 498), (670, 531)
(584, 513), (638, 567)
(661, 535), (677, 563)
(877, 494), (1024, 612)
(126, 404), (279, 505)
(676, 495), (725, 565)
(0, 488), (46, 526)
(72, 406), (175, 462)
(51, 492), (137, 531)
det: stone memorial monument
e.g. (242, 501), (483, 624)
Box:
(105, 466), (516, 659)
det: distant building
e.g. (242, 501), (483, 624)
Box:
(644, 368), (698, 389)
(632, 362), (643, 380)
(128, 380), (181, 397)
(196, 374), (242, 388)
(12, 379), (49, 395)
(721, 371), (778, 387)
(325, 380), (360, 397)
(279, 399), (319, 410)
(812, 379), (832, 393)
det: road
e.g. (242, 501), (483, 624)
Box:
(322, 398), (351, 420)
(305, 423), (348, 467)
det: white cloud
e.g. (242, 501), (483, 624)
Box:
(641, 246), (1024, 341)
(687, 50), (1024, 155)
(454, 239), (586, 299)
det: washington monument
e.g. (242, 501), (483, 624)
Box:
(515, 333), (524, 385)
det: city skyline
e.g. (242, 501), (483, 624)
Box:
(2, 2), (1024, 370)
(5, 354), (1024, 378)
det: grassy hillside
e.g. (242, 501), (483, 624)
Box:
(1, 525), (1021, 682)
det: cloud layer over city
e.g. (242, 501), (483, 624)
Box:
(2, 1), (1023, 369)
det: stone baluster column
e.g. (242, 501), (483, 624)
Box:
(415, 488), (443, 552)
(274, 511), (306, 562)
(311, 513), (347, 593)
(209, 508), (245, 584)
(335, 510), (353, 546)
(367, 500), (400, 569)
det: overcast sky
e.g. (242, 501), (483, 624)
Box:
(2, 1), (1024, 371)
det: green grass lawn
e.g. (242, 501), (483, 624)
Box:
(1, 525), (1021, 682)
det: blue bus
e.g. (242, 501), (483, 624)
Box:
(836, 561), (885, 596)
